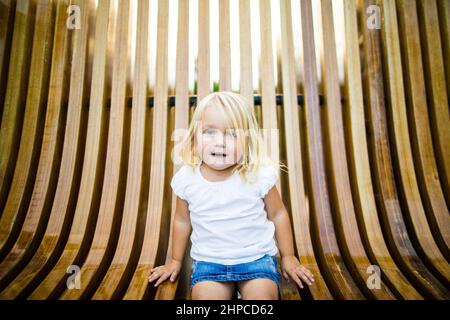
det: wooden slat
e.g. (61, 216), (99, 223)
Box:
(0, 0), (55, 279)
(91, 0), (166, 300)
(21, 0), (112, 299)
(360, 0), (449, 299)
(59, 0), (132, 299)
(197, 0), (210, 100)
(0, 0), (16, 127)
(239, 0), (254, 107)
(343, 0), (421, 300)
(320, 0), (394, 299)
(300, 0), (363, 300)
(0, 0), (69, 263)
(380, 0), (450, 286)
(437, 0), (450, 97)
(416, 0), (450, 210)
(121, 0), (170, 300)
(71, 0), (130, 300)
(0, 0), (35, 226)
(259, 0), (280, 191)
(397, 0), (450, 261)
(279, 0), (332, 300)
(1, 0), (110, 300)
(219, 0), (231, 91)
(154, 0), (190, 301)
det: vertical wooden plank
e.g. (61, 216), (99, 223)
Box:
(0, 0), (35, 216)
(343, 0), (421, 299)
(1, 0), (112, 299)
(197, 0), (210, 100)
(0, 0), (55, 279)
(27, 0), (120, 300)
(239, 0), (254, 107)
(219, 0), (231, 91)
(155, 0), (191, 301)
(0, 0), (16, 125)
(360, 0), (448, 299)
(300, 0), (363, 299)
(380, 0), (450, 286)
(416, 0), (450, 209)
(320, 0), (394, 299)
(0, 0), (69, 256)
(437, 0), (450, 96)
(1, 0), (72, 297)
(60, 0), (136, 301)
(74, 0), (132, 300)
(397, 0), (450, 262)
(279, 0), (332, 300)
(259, 0), (280, 191)
(120, 0), (170, 300)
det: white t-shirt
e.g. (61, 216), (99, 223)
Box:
(170, 162), (279, 265)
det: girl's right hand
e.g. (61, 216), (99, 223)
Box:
(148, 259), (182, 287)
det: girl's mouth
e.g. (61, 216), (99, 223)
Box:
(211, 152), (227, 158)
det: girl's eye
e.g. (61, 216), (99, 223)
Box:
(203, 128), (216, 135)
(225, 129), (237, 138)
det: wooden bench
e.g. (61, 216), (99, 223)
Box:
(0, 0), (449, 300)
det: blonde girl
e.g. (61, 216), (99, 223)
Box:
(149, 91), (314, 300)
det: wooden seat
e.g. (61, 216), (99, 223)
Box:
(0, 0), (449, 300)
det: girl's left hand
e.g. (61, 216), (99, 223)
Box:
(280, 255), (315, 289)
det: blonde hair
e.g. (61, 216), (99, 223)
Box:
(177, 91), (288, 183)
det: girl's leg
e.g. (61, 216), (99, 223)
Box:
(191, 281), (235, 300)
(237, 279), (279, 300)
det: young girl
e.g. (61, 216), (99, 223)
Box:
(148, 91), (314, 300)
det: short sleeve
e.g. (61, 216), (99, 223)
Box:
(170, 166), (189, 200)
(258, 164), (279, 198)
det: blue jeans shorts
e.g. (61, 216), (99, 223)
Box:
(190, 254), (281, 291)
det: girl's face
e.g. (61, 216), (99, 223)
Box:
(195, 105), (243, 171)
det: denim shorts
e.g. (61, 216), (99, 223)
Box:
(190, 254), (281, 291)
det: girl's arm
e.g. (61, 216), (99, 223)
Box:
(264, 186), (315, 288)
(149, 196), (191, 286)
(264, 185), (295, 257)
(171, 196), (192, 263)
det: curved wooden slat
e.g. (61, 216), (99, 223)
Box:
(397, 0), (450, 261)
(91, 0), (160, 300)
(0, 0), (16, 128)
(4, 0), (110, 300)
(0, 0), (35, 230)
(343, 0), (421, 300)
(121, 0), (171, 300)
(380, 0), (450, 285)
(59, 0), (134, 301)
(154, 0), (190, 301)
(0, 0), (69, 270)
(320, 0), (394, 299)
(0, 0), (55, 279)
(279, 0), (332, 300)
(416, 0), (450, 209)
(0, 0), (108, 300)
(360, 0), (449, 299)
(299, 0), (363, 300)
